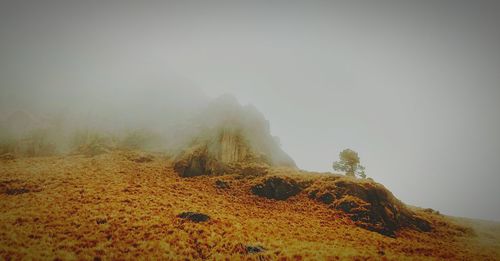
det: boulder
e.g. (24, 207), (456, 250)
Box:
(177, 212), (210, 223)
(233, 243), (267, 255)
(245, 245), (266, 254)
(4, 188), (30, 195)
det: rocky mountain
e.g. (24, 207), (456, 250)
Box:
(173, 95), (296, 177)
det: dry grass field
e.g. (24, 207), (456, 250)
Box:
(1, 151), (499, 260)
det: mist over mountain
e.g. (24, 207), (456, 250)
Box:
(1, 0), (500, 222)
(1, 1), (500, 259)
(0, 77), (295, 168)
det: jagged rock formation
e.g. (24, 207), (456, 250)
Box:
(173, 128), (272, 177)
(173, 95), (295, 177)
(306, 176), (431, 237)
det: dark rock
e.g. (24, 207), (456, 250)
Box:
(215, 180), (230, 189)
(334, 196), (368, 213)
(177, 212), (210, 223)
(308, 189), (319, 199)
(4, 188), (30, 195)
(318, 193), (334, 204)
(251, 176), (302, 200)
(365, 225), (396, 238)
(413, 217), (432, 232)
(308, 177), (432, 237)
(0, 180), (41, 195)
(246, 245), (266, 254)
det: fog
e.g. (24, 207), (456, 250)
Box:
(1, 1), (500, 221)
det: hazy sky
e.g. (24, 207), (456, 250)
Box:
(1, 1), (500, 221)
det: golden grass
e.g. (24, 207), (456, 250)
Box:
(0, 151), (499, 260)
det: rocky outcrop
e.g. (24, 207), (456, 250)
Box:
(307, 176), (431, 237)
(218, 128), (250, 163)
(251, 176), (302, 200)
(173, 95), (296, 177)
(173, 140), (271, 178)
(173, 141), (273, 178)
(173, 146), (222, 177)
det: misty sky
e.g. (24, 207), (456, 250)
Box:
(1, 1), (500, 221)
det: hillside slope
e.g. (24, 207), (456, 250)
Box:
(1, 151), (499, 260)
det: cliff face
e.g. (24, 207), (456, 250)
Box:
(173, 95), (296, 177)
(173, 127), (274, 177)
(214, 128), (250, 164)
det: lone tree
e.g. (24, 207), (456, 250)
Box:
(332, 149), (366, 178)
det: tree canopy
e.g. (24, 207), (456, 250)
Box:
(332, 149), (366, 178)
